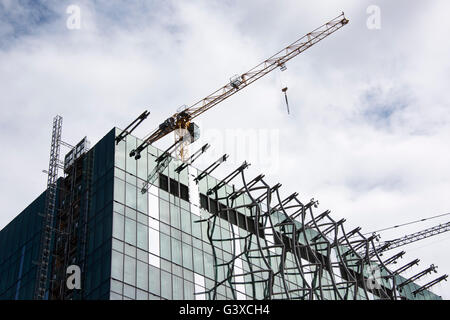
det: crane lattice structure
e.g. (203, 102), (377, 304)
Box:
(34, 115), (63, 300)
(373, 221), (450, 254)
(126, 13), (349, 161)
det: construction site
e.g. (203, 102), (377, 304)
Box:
(0, 9), (448, 301)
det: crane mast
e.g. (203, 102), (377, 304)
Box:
(129, 12), (349, 160)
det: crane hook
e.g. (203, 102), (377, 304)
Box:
(282, 87), (290, 114)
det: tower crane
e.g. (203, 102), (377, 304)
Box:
(364, 220), (450, 296)
(122, 13), (349, 161)
(373, 221), (450, 254)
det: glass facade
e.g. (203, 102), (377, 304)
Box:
(0, 192), (46, 299)
(81, 128), (115, 299)
(0, 127), (443, 300)
(109, 129), (443, 301)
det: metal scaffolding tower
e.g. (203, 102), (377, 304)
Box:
(34, 115), (63, 300)
(374, 221), (450, 253)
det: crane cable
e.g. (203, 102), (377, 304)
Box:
(277, 66), (290, 114)
(362, 212), (450, 235)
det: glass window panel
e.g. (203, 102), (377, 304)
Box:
(149, 228), (160, 256)
(193, 238), (202, 250)
(125, 206), (136, 220)
(112, 238), (124, 253)
(148, 216), (159, 230)
(111, 279), (123, 294)
(126, 182), (137, 209)
(136, 260), (149, 291)
(181, 209), (191, 234)
(110, 292), (122, 300)
(171, 238), (182, 265)
(137, 149), (148, 180)
(137, 212), (147, 225)
(160, 233), (171, 260)
(160, 199), (170, 224)
(171, 228), (181, 240)
(204, 253), (214, 280)
(115, 137), (126, 170)
(192, 215), (202, 239)
(125, 243), (136, 258)
(125, 217), (136, 246)
(111, 250), (123, 281)
(137, 248), (147, 262)
(159, 189), (169, 201)
(183, 269), (194, 283)
(115, 167), (126, 180)
(113, 212), (124, 241)
(137, 223), (148, 251)
(124, 255), (136, 286)
(170, 204), (181, 229)
(148, 265), (160, 296)
(114, 201), (125, 215)
(161, 270), (172, 299)
(173, 275), (183, 300)
(193, 248), (204, 275)
(182, 232), (192, 246)
(160, 259), (171, 272)
(126, 172), (137, 186)
(123, 283), (136, 300)
(126, 135), (137, 175)
(160, 222), (170, 235)
(182, 243), (193, 270)
(172, 264), (183, 277)
(148, 194), (159, 220)
(149, 253), (160, 268)
(201, 221), (209, 242)
(136, 289), (148, 300)
(169, 194), (178, 206)
(137, 191), (148, 214)
(148, 154), (156, 177)
(137, 189), (148, 214)
(114, 178), (125, 204)
(184, 280), (194, 300)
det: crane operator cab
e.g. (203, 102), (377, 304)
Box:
(230, 74), (243, 89)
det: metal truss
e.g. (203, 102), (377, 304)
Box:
(193, 159), (444, 300)
(35, 115), (62, 300)
(412, 275), (448, 296)
(374, 221), (450, 253)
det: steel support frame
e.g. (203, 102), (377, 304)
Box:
(34, 115), (63, 300)
(193, 157), (423, 300)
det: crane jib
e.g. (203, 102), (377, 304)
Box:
(130, 12), (349, 159)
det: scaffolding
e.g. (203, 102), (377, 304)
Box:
(34, 115), (63, 300)
(50, 137), (90, 300)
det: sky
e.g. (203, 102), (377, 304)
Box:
(0, 0), (449, 298)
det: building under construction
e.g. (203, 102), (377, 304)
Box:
(0, 125), (446, 300)
(0, 13), (447, 300)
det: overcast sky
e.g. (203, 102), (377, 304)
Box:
(1, 0), (449, 298)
